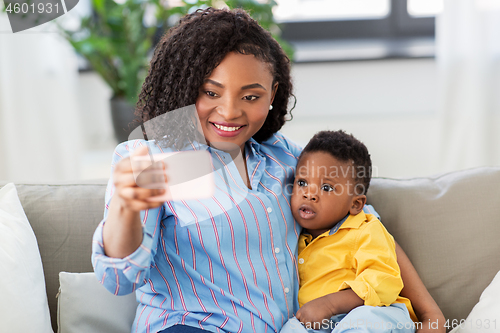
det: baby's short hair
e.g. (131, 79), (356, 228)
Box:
(299, 130), (372, 195)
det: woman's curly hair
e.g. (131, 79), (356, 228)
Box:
(135, 7), (294, 149)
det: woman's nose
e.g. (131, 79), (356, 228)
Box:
(217, 98), (242, 119)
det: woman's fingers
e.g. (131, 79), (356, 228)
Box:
(115, 162), (167, 187)
(113, 165), (138, 187)
(119, 186), (165, 201)
(128, 147), (168, 189)
(135, 164), (167, 189)
(116, 183), (166, 212)
(115, 145), (166, 174)
(111, 145), (170, 213)
(123, 197), (165, 212)
(114, 152), (167, 189)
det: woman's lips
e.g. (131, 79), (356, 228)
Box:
(298, 205), (316, 220)
(210, 122), (246, 137)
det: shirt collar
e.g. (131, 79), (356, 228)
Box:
(305, 210), (368, 240)
(191, 140), (210, 151)
(338, 210), (368, 231)
(243, 138), (265, 160)
(325, 210), (368, 233)
(328, 213), (350, 235)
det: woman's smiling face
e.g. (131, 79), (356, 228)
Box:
(195, 51), (278, 152)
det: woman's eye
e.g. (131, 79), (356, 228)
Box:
(322, 184), (334, 192)
(297, 179), (307, 187)
(205, 91), (217, 97)
(243, 95), (259, 101)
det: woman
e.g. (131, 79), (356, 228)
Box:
(92, 7), (445, 333)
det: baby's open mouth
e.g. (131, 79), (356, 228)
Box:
(298, 206), (316, 219)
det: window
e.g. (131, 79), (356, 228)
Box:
(277, 0), (437, 62)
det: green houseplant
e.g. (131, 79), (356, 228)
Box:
(59, 0), (292, 143)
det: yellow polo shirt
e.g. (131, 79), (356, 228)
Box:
(297, 211), (417, 322)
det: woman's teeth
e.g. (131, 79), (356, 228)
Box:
(213, 123), (242, 132)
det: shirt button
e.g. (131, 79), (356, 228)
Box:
(299, 258), (304, 264)
(284, 287), (290, 293)
(267, 207), (273, 213)
(274, 247), (280, 254)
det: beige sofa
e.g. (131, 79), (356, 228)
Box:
(3, 166), (500, 332)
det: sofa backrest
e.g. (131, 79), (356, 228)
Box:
(367, 166), (500, 326)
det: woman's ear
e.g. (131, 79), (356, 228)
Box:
(349, 195), (366, 215)
(270, 82), (279, 105)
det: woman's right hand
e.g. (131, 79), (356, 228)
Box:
(102, 145), (167, 258)
(113, 145), (167, 213)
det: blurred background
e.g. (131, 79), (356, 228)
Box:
(0, 0), (499, 182)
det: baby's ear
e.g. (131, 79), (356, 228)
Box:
(350, 195), (366, 215)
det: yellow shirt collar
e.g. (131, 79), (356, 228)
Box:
(302, 210), (369, 242)
(338, 210), (368, 230)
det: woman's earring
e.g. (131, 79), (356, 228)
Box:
(269, 105), (273, 110)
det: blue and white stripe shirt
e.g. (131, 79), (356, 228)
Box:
(92, 132), (303, 333)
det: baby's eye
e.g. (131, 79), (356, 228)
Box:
(243, 95), (259, 101)
(297, 179), (307, 187)
(321, 184), (334, 192)
(205, 91), (217, 97)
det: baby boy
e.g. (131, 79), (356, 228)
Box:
(282, 130), (417, 333)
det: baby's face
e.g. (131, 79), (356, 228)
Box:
(291, 151), (357, 238)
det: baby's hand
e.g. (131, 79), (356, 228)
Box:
(296, 298), (334, 331)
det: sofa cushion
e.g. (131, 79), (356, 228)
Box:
(58, 272), (137, 333)
(0, 180), (108, 332)
(450, 269), (500, 333)
(367, 167), (500, 325)
(0, 183), (53, 333)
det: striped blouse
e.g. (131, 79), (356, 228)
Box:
(92, 132), (303, 333)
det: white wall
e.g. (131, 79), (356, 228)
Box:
(283, 58), (500, 178)
(280, 58), (441, 178)
(77, 73), (117, 179)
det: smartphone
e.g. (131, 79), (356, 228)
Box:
(132, 150), (215, 202)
